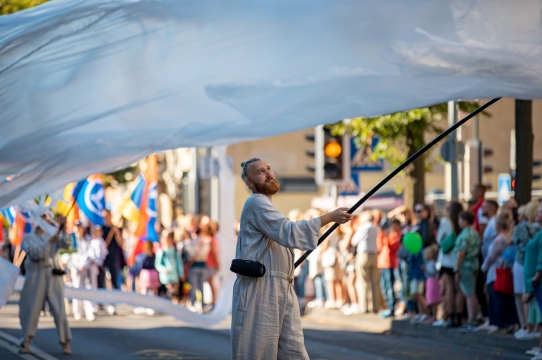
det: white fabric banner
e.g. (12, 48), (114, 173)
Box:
(0, 146), (237, 329)
(0, 0), (541, 207)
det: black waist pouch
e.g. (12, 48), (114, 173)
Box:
(230, 259), (266, 277)
(231, 239), (272, 278)
(52, 268), (66, 276)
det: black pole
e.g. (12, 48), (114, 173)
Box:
(295, 97), (501, 268)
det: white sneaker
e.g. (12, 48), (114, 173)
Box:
(145, 308), (155, 316)
(133, 307), (145, 314)
(324, 300), (335, 309)
(343, 304), (359, 315)
(477, 320), (489, 331)
(409, 315), (421, 324)
(340, 304), (351, 311)
(107, 305), (116, 316)
(335, 301), (344, 309)
(73, 314), (81, 321)
(85, 313), (95, 322)
(516, 330), (538, 340)
(416, 314), (428, 323)
(527, 347), (542, 356)
(432, 319), (448, 327)
(487, 325), (499, 334)
(394, 308), (404, 316)
(307, 299), (324, 309)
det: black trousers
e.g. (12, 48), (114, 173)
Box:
(476, 256), (488, 318)
(98, 260), (120, 290)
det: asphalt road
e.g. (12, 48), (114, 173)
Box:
(0, 299), (526, 360)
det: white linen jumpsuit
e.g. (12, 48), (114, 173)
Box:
(231, 194), (320, 359)
(19, 231), (72, 345)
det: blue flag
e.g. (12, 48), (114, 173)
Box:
(75, 175), (105, 226)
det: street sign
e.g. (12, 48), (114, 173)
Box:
(339, 172), (360, 196)
(350, 137), (383, 172)
(497, 173), (512, 205)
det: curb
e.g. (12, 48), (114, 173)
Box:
(390, 319), (538, 353)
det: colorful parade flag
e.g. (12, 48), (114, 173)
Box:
(74, 174), (105, 226)
(0, 207), (16, 226)
(128, 155), (159, 265)
(11, 207), (32, 247)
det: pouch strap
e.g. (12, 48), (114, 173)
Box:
(240, 238), (272, 262)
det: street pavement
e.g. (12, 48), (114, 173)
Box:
(0, 297), (527, 360)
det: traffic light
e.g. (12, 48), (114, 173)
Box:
(314, 124), (350, 186)
(305, 133), (316, 173)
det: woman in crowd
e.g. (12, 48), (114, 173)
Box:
(413, 203), (436, 249)
(341, 218), (359, 315)
(513, 201), (541, 339)
(481, 213), (517, 332)
(156, 232), (184, 304)
(454, 211), (481, 331)
(185, 224), (211, 312)
(434, 201), (464, 327)
(523, 205), (542, 359)
(201, 217), (220, 309)
(321, 228), (345, 309)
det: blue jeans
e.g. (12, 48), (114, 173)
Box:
(314, 274), (328, 301)
(380, 269), (396, 313)
(294, 262), (309, 298)
(189, 265), (208, 304)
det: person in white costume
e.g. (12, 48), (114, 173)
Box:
(231, 158), (353, 360)
(19, 210), (72, 355)
(71, 223), (108, 321)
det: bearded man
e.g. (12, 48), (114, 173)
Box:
(231, 158), (353, 360)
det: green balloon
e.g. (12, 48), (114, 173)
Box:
(404, 232), (423, 255)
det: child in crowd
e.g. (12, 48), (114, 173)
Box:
(134, 241), (160, 315)
(423, 244), (441, 323)
(406, 246), (428, 323)
(156, 232), (184, 305)
(378, 219), (402, 318)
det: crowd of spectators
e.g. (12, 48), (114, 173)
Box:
(291, 184), (542, 359)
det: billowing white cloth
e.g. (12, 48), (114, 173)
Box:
(1, 0), (542, 207)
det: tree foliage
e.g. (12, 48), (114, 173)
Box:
(0, 0), (47, 15)
(330, 101), (489, 206)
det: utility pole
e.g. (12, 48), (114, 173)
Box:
(515, 100), (533, 205)
(445, 101), (459, 200)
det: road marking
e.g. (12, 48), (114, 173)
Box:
(0, 330), (60, 360)
(0, 337), (35, 360)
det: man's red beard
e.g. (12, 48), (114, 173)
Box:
(253, 178), (281, 195)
